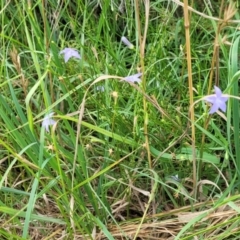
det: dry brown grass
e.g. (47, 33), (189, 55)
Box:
(2, 196), (240, 239)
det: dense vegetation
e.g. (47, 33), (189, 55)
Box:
(0, 0), (240, 239)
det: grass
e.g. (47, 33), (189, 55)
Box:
(0, 0), (240, 239)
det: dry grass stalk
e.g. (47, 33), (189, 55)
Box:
(9, 47), (28, 97)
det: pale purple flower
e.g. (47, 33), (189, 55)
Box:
(124, 73), (142, 84)
(205, 86), (228, 114)
(60, 47), (81, 63)
(170, 174), (181, 182)
(121, 36), (134, 49)
(42, 112), (56, 132)
(96, 86), (105, 92)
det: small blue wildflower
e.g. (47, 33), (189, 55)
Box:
(42, 112), (56, 132)
(121, 36), (134, 49)
(60, 47), (81, 63)
(205, 86), (228, 114)
(96, 86), (105, 92)
(124, 73), (142, 84)
(170, 174), (181, 182)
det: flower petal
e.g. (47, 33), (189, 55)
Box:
(60, 48), (81, 63)
(64, 54), (72, 63)
(209, 104), (219, 114)
(221, 95), (229, 103)
(96, 86), (105, 92)
(205, 95), (216, 104)
(124, 73), (142, 83)
(214, 86), (222, 97)
(218, 101), (227, 112)
(121, 36), (134, 49)
(42, 112), (56, 132)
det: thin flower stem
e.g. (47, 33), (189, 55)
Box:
(41, 0), (54, 104)
(207, 0), (225, 94)
(134, 0), (156, 223)
(200, 0), (225, 180)
(135, 0), (151, 169)
(183, 0), (197, 198)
